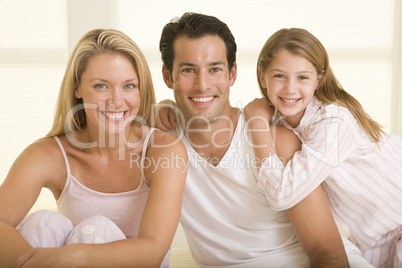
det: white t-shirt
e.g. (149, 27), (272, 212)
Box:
(176, 113), (308, 267)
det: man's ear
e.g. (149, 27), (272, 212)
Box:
(229, 62), (237, 87)
(257, 68), (267, 88)
(162, 65), (173, 89)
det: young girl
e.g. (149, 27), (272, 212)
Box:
(244, 28), (401, 268)
(0, 29), (187, 267)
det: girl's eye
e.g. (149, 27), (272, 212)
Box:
(299, 76), (309, 80)
(95, 84), (107, 89)
(273, 74), (284, 79)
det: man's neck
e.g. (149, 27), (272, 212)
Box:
(185, 107), (240, 165)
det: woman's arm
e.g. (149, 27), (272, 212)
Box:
(0, 139), (65, 267)
(18, 131), (188, 268)
(132, 130), (187, 266)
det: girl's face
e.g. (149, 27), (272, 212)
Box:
(75, 53), (141, 137)
(259, 49), (321, 128)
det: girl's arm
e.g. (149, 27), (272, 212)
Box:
(244, 98), (279, 166)
(18, 131), (188, 268)
(258, 112), (357, 211)
(246, 100), (358, 211)
(0, 139), (65, 267)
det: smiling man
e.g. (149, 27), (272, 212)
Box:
(158, 12), (372, 267)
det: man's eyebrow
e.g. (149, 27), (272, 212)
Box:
(177, 61), (225, 68)
(178, 62), (196, 67)
(209, 61), (225, 66)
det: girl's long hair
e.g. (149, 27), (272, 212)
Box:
(257, 28), (384, 142)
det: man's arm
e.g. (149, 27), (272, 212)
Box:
(154, 99), (177, 131)
(274, 126), (349, 267)
(287, 186), (349, 267)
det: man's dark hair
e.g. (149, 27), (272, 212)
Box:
(159, 12), (237, 75)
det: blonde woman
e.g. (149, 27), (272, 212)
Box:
(0, 29), (187, 267)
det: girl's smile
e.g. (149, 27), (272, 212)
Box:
(259, 49), (321, 127)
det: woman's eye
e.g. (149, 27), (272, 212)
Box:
(95, 84), (107, 89)
(125, 84), (137, 90)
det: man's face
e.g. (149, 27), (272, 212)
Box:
(163, 35), (237, 127)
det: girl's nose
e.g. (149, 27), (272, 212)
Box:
(283, 78), (297, 94)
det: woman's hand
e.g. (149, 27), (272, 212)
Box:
(244, 98), (275, 123)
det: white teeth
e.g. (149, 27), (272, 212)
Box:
(103, 112), (124, 119)
(282, 98), (298, 103)
(192, 97), (214, 103)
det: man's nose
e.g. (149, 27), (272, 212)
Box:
(194, 71), (210, 92)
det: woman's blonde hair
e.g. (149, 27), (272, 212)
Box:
(46, 28), (156, 138)
(257, 28), (384, 142)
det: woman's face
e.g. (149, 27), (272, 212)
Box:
(75, 52), (141, 137)
(259, 49), (321, 127)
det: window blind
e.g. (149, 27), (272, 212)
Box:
(0, 0), (67, 212)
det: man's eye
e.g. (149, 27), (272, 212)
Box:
(211, 67), (222, 73)
(182, 68), (195, 73)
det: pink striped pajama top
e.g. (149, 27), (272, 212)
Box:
(258, 97), (402, 250)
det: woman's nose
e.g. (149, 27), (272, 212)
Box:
(107, 89), (123, 110)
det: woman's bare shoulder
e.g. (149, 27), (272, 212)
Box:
(19, 136), (67, 187)
(147, 129), (187, 157)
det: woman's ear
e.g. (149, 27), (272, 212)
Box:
(162, 65), (173, 89)
(257, 68), (267, 88)
(74, 83), (82, 99)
